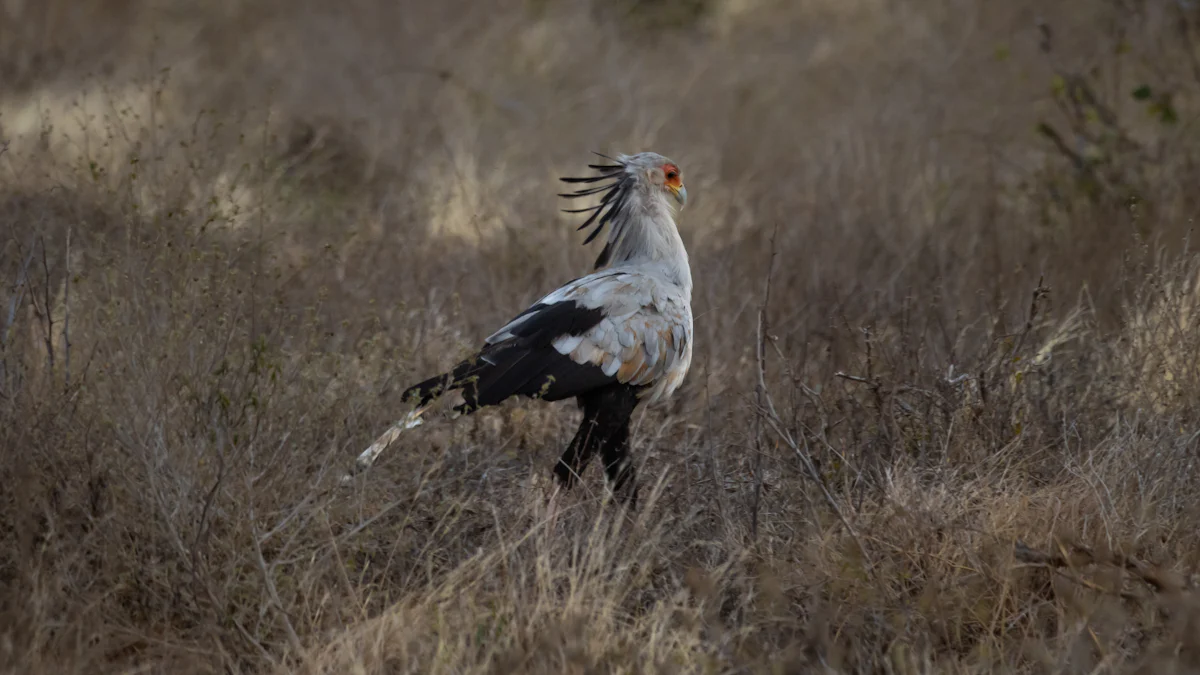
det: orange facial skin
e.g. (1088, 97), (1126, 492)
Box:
(661, 163), (687, 208)
(662, 163), (682, 188)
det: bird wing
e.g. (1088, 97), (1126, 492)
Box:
(483, 268), (692, 403)
(483, 269), (626, 346)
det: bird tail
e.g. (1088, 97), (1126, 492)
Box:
(399, 356), (490, 411)
(406, 341), (617, 413)
(349, 356), (489, 477)
(351, 345), (608, 477)
(400, 347), (558, 415)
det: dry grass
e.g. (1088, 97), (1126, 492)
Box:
(5, 0), (1200, 672)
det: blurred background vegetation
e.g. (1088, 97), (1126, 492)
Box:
(5, 0), (1200, 672)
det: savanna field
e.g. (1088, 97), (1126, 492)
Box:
(6, 1), (1200, 672)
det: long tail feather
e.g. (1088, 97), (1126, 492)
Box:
(348, 404), (432, 478)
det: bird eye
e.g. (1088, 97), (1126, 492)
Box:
(666, 171), (678, 180)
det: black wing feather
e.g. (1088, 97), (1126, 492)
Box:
(399, 153), (646, 414)
(400, 300), (614, 410)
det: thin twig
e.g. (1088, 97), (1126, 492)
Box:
(757, 407), (878, 580)
(703, 356), (727, 527)
(1009, 276), (1049, 358)
(3, 242), (35, 347)
(246, 476), (305, 657)
(834, 371), (872, 385)
(750, 296), (878, 576)
(751, 223), (780, 540)
(39, 237), (54, 373)
(128, 422), (275, 665)
(64, 226), (71, 389)
(1014, 540), (1188, 595)
(1, 238), (37, 395)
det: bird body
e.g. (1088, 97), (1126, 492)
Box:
(353, 152), (693, 507)
(485, 266), (693, 404)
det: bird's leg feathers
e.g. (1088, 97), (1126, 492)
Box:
(553, 384), (641, 508)
(554, 406), (603, 488)
(600, 410), (639, 509)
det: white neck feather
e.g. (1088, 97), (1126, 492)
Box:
(606, 187), (692, 296)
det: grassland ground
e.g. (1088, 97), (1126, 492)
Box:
(5, 1), (1200, 672)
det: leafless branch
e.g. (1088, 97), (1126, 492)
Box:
(702, 356), (727, 527)
(1010, 276), (1050, 358)
(246, 474), (305, 658)
(834, 371), (872, 385)
(1014, 540), (1189, 595)
(751, 223), (780, 540)
(64, 227), (71, 388)
(752, 288), (877, 577)
(38, 236), (54, 373)
(1, 238), (37, 395)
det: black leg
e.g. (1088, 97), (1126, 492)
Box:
(551, 384), (641, 507)
(601, 421), (638, 509)
(554, 406), (602, 488)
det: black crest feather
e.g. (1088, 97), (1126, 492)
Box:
(559, 153), (632, 268)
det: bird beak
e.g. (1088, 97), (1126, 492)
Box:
(672, 184), (688, 209)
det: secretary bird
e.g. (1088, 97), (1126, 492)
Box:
(351, 151), (693, 508)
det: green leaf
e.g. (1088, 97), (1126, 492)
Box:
(1149, 96), (1179, 125)
(1132, 85), (1153, 101)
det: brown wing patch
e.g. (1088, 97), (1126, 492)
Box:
(616, 347), (647, 383)
(631, 358), (654, 385)
(619, 343), (639, 363)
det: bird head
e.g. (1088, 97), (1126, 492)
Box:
(558, 151), (687, 245)
(621, 152), (688, 209)
(558, 152), (689, 271)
